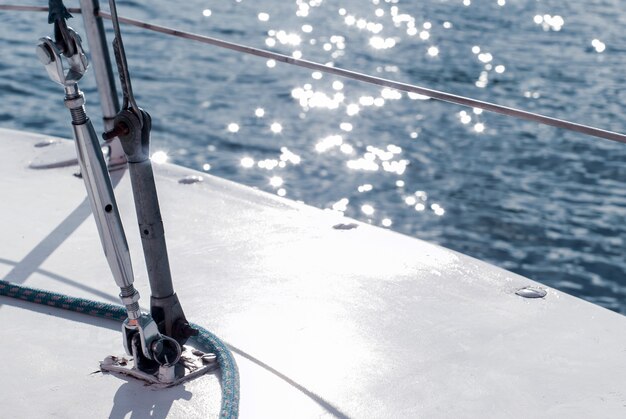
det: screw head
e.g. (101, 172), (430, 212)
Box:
(516, 286), (547, 299)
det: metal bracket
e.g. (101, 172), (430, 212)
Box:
(36, 30), (87, 88)
(100, 347), (217, 387)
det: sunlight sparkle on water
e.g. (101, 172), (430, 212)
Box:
(255, 108), (265, 117)
(333, 81), (344, 90)
(202, 163), (211, 171)
(269, 176), (283, 187)
(431, 203), (445, 216)
(258, 159), (279, 170)
(592, 39), (606, 53)
(381, 88), (402, 100)
(151, 150), (168, 164)
(408, 92), (430, 100)
(427, 46), (439, 57)
(241, 157), (254, 168)
(227, 123), (240, 133)
(388, 144), (402, 154)
(292, 87), (343, 109)
(347, 158), (379, 171)
(271, 122), (283, 133)
(280, 147), (301, 165)
(297, 3), (309, 17)
(346, 104), (360, 115)
(478, 52), (492, 63)
(340, 143), (354, 154)
(382, 160), (408, 175)
(332, 198), (349, 212)
(276, 31), (301, 46)
(382, 218), (392, 227)
(258, 12), (269, 22)
(534, 14), (564, 31)
(315, 135), (343, 153)
(370, 37), (396, 50)
(202, 9), (211, 17)
(359, 96), (374, 106)
(361, 204), (375, 215)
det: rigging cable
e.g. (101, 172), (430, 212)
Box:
(1, 4), (625, 144)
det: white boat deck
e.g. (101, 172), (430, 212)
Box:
(2, 127), (626, 418)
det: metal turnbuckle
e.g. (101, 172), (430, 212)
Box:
(103, 0), (198, 347)
(36, 21), (198, 384)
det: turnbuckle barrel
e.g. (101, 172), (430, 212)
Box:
(37, 31), (141, 320)
(64, 84), (141, 320)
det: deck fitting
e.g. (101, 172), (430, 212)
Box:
(516, 287), (547, 299)
(100, 346), (218, 388)
(178, 175), (204, 184)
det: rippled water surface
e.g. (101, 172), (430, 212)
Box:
(1, 1), (625, 311)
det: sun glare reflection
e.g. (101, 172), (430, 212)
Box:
(361, 204), (375, 215)
(269, 176), (283, 187)
(213, 2), (477, 236)
(151, 150), (168, 164)
(241, 157), (254, 168)
(332, 198), (349, 212)
(591, 39), (606, 53)
(369, 36), (396, 49)
(270, 122), (283, 133)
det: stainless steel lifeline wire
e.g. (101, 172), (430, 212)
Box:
(1, 3), (626, 145)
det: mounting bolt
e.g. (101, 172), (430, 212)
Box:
(515, 286), (547, 299)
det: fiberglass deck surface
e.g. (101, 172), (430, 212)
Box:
(1, 128), (626, 418)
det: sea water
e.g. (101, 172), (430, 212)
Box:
(1, 0), (625, 312)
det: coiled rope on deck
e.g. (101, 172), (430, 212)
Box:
(0, 279), (240, 418)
